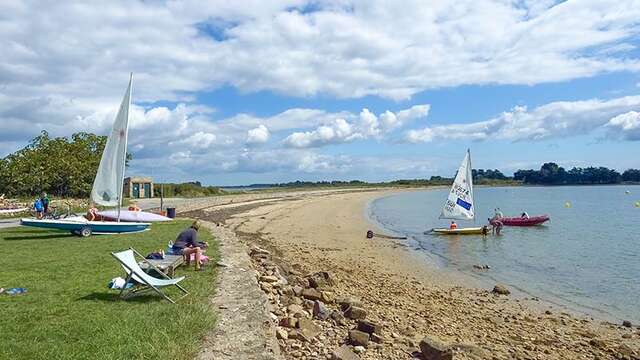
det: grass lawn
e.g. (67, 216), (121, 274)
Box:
(0, 220), (218, 360)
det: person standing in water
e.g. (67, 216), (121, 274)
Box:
(449, 221), (458, 230)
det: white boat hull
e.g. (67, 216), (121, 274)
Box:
(98, 210), (172, 222)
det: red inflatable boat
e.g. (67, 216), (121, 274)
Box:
(491, 215), (550, 226)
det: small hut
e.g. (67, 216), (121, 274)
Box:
(123, 177), (154, 198)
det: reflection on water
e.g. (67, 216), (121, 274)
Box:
(369, 185), (640, 322)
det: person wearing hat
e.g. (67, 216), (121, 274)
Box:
(172, 220), (208, 270)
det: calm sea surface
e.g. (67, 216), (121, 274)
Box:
(368, 186), (640, 323)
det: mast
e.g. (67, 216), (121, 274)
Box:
(117, 73), (133, 222)
(468, 148), (475, 223)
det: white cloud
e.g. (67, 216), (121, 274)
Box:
(284, 118), (356, 148)
(0, 0), (639, 108)
(406, 95), (640, 143)
(246, 124), (270, 145)
(172, 131), (217, 149)
(284, 104), (429, 148)
(606, 111), (640, 141)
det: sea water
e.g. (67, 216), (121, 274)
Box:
(368, 186), (640, 323)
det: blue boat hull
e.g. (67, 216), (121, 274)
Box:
(20, 217), (150, 234)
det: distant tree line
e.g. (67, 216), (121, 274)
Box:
(255, 170), (515, 188)
(154, 181), (223, 198)
(514, 162), (640, 185)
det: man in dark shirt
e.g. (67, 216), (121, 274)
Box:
(172, 220), (208, 270)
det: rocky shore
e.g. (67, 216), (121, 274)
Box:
(189, 189), (640, 359)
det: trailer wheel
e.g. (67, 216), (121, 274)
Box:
(79, 226), (92, 237)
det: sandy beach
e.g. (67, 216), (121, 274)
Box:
(191, 189), (639, 359)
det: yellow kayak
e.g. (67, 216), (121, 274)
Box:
(432, 227), (485, 235)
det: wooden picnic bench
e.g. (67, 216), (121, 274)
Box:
(138, 255), (184, 278)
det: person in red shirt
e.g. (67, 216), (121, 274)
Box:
(450, 221), (458, 230)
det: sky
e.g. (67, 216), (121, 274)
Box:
(1, 0), (639, 186)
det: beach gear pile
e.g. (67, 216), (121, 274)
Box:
(107, 277), (134, 290)
(1, 287), (27, 295)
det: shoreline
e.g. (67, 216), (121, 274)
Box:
(195, 188), (639, 359)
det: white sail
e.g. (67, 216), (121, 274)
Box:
(91, 75), (132, 207)
(439, 149), (475, 220)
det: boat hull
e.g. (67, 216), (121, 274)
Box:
(492, 215), (549, 226)
(98, 210), (172, 222)
(432, 227), (485, 235)
(20, 217), (150, 234)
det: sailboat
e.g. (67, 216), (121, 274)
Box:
(432, 149), (485, 235)
(21, 75), (150, 236)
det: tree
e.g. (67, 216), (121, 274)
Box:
(0, 131), (132, 198)
(622, 169), (640, 182)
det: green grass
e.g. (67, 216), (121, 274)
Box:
(0, 220), (218, 360)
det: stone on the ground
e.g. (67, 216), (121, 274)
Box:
(307, 271), (334, 289)
(276, 327), (288, 340)
(321, 290), (335, 303)
(419, 336), (453, 360)
(292, 285), (303, 297)
(349, 329), (370, 347)
(287, 304), (304, 314)
(332, 345), (360, 360)
(357, 320), (382, 335)
(313, 300), (331, 320)
(371, 333), (384, 343)
(297, 318), (321, 340)
(260, 282), (273, 292)
(622, 320), (632, 328)
(344, 305), (367, 320)
(492, 284), (510, 295)
(330, 310), (348, 326)
(250, 246), (270, 257)
(279, 316), (298, 328)
(301, 287), (322, 301)
(353, 345), (366, 354)
(260, 275), (279, 283)
(337, 296), (363, 311)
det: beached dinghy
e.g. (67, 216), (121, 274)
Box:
(492, 215), (549, 226)
(21, 216), (149, 236)
(432, 227), (485, 235)
(21, 75), (150, 236)
(98, 210), (172, 222)
(431, 149), (485, 235)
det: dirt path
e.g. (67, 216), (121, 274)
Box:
(197, 222), (283, 360)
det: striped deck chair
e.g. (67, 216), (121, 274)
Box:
(111, 248), (188, 303)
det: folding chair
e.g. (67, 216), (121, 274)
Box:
(111, 248), (189, 304)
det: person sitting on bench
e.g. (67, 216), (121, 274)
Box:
(171, 220), (209, 271)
